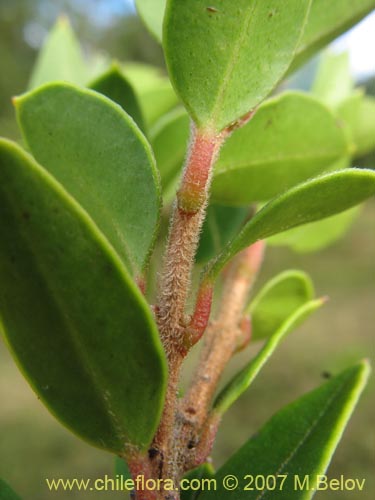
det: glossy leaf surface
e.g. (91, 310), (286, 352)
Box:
(0, 480), (21, 500)
(268, 206), (360, 253)
(290, 0), (375, 72)
(214, 299), (323, 415)
(28, 16), (87, 89)
(164, 0), (311, 131)
(208, 169), (375, 278)
(0, 139), (167, 452)
(16, 83), (161, 275)
(248, 271), (314, 341)
(90, 65), (145, 132)
(135, 0), (166, 41)
(311, 51), (353, 108)
(212, 92), (348, 204)
(338, 92), (375, 157)
(202, 361), (370, 499)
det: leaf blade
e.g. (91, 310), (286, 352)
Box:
(201, 361), (370, 500)
(0, 139), (167, 452)
(208, 169), (375, 279)
(164, 0), (312, 131)
(16, 82), (161, 276)
(214, 299), (323, 415)
(211, 92), (349, 204)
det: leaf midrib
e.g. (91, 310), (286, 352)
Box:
(253, 373), (352, 500)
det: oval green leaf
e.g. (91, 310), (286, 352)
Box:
(164, 0), (312, 131)
(0, 139), (167, 452)
(135, 0), (167, 41)
(28, 16), (88, 89)
(207, 169), (375, 279)
(290, 0), (375, 72)
(214, 298), (323, 415)
(202, 361), (370, 500)
(15, 82), (161, 276)
(89, 64), (146, 133)
(211, 92), (349, 205)
(248, 270), (315, 341)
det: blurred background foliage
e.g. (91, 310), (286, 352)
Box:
(0, 1), (374, 499)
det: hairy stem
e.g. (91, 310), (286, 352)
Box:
(177, 241), (265, 463)
(153, 125), (225, 485)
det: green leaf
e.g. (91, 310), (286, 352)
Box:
(338, 92), (375, 157)
(211, 92), (349, 205)
(135, 0), (167, 41)
(311, 51), (353, 108)
(249, 271), (315, 341)
(214, 299), (323, 415)
(0, 480), (21, 500)
(89, 65), (146, 133)
(197, 205), (249, 264)
(151, 108), (190, 202)
(268, 206), (360, 253)
(15, 82), (161, 276)
(0, 139), (167, 452)
(28, 16), (88, 89)
(164, 0), (312, 131)
(123, 63), (179, 128)
(207, 169), (375, 279)
(181, 464), (215, 500)
(201, 361), (370, 500)
(290, 0), (375, 72)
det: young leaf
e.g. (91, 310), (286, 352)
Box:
(135, 0), (167, 41)
(290, 0), (375, 72)
(123, 63), (179, 128)
(0, 480), (21, 500)
(15, 83), (161, 276)
(201, 361), (370, 500)
(214, 299), (323, 415)
(248, 270), (314, 341)
(211, 92), (349, 205)
(268, 206), (360, 253)
(0, 139), (167, 453)
(311, 51), (353, 108)
(196, 205), (249, 264)
(207, 169), (375, 279)
(338, 92), (375, 157)
(151, 108), (190, 201)
(28, 16), (88, 89)
(164, 0), (312, 131)
(89, 65), (146, 133)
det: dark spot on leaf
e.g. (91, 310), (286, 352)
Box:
(22, 210), (30, 220)
(265, 119), (273, 128)
(322, 371), (332, 379)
